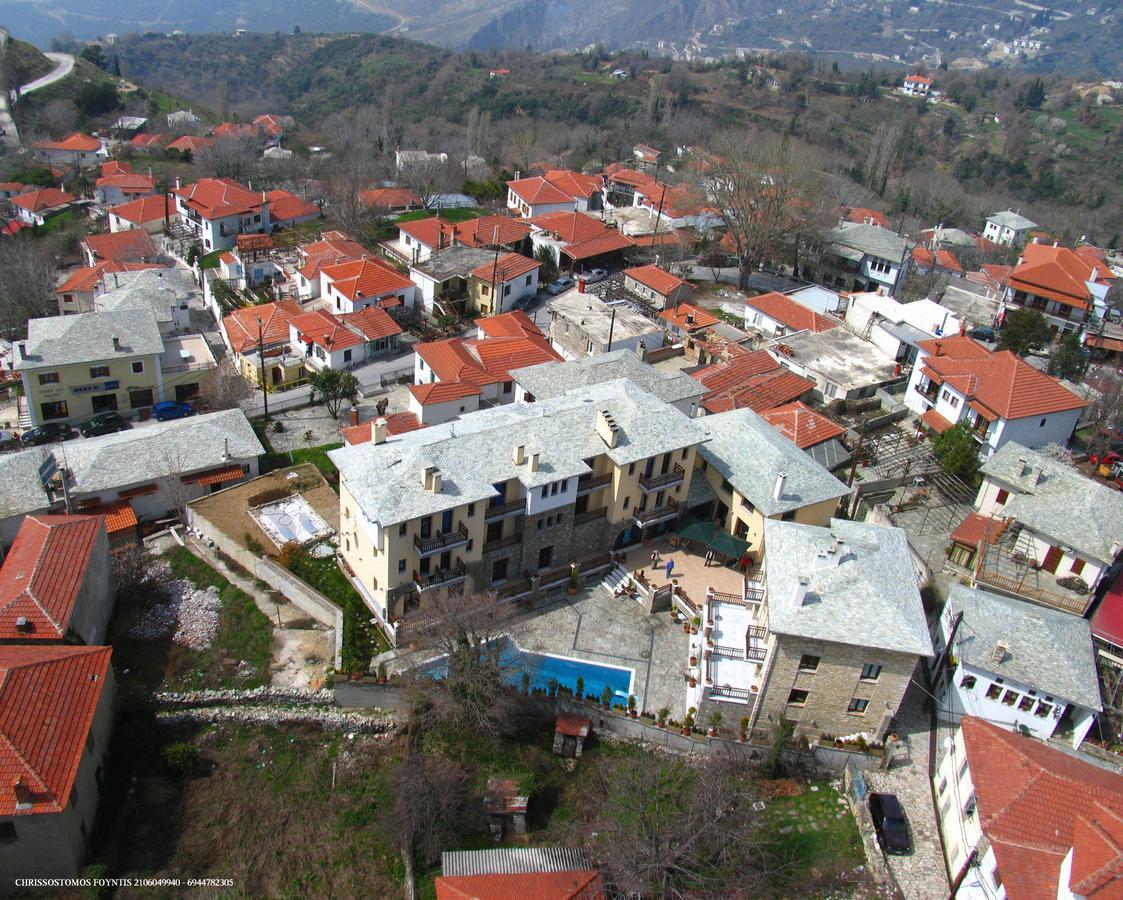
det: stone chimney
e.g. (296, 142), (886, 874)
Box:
(773, 473), (787, 502)
(529, 452), (540, 473)
(595, 409), (619, 449)
(513, 444), (526, 465)
(111, 335), (121, 352)
(17, 342), (26, 360)
(792, 575), (811, 606)
(349, 407), (360, 427)
(373, 417), (388, 445)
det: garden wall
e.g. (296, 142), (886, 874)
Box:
(186, 506), (345, 669)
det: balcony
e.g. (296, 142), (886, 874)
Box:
(916, 381), (938, 403)
(633, 499), (679, 528)
(573, 506), (608, 525)
(638, 464), (686, 492)
(576, 472), (612, 495)
(482, 532), (521, 553)
(414, 525), (469, 557)
(485, 498), (526, 521)
(413, 559), (466, 592)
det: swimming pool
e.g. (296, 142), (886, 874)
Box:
(421, 637), (635, 706)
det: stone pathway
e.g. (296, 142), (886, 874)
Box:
(864, 674), (949, 900)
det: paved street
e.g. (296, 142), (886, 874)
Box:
(864, 675), (950, 900)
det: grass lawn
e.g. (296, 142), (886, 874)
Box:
(282, 545), (390, 671)
(109, 547), (273, 695)
(200, 248), (224, 269)
(394, 207), (487, 224)
(759, 781), (864, 889)
(261, 441), (342, 489)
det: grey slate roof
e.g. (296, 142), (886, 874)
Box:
(61, 409), (263, 494)
(764, 518), (931, 657)
(442, 847), (592, 877)
(806, 437), (851, 472)
(0, 447), (51, 520)
(511, 350), (705, 406)
(945, 583), (1101, 710)
(988, 210), (1037, 231)
(94, 269), (200, 326)
(698, 409), (848, 517)
(330, 378), (708, 527)
(825, 221), (907, 263)
(16, 308), (165, 369)
(980, 442), (1123, 564)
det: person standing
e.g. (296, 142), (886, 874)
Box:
(704, 548), (715, 567)
(666, 558), (675, 579)
(650, 550), (659, 567)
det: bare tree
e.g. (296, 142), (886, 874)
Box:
(196, 136), (259, 182)
(0, 235), (58, 340)
(404, 588), (518, 738)
(581, 753), (771, 895)
(705, 130), (826, 289)
(503, 126), (544, 176)
(397, 155), (456, 209)
(198, 356), (254, 412)
(1084, 367), (1123, 458)
(864, 119), (904, 197)
(33, 99), (80, 139)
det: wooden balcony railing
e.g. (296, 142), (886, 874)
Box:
(413, 560), (467, 592)
(573, 506), (608, 525)
(975, 569), (1091, 615)
(414, 525), (469, 556)
(482, 533), (521, 553)
(634, 499), (679, 527)
(485, 498), (525, 521)
(576, 473), (612, 495)
(639, 464), (686, 492)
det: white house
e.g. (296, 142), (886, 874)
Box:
(320, 258), (417, 315)
(107, 195), (175, 235)
(770, 327), (899, 402)
(983, 210), (1037, 247)
(817, 222), (910, 296)
(932, 717), (1123, 900)
(744, 291), (840, 340)
(506, 176), (578, 219)
(844, 291), (961, 366)
(30, 133), (106, 168)
(292, 231), (370, 301)
(1003, 242), (1112, 339)
(10, 188), (77, 226)
(172, 178), (270, 252)
(288, 307), (401, 372)
(934, 584), (1100, 748)
(900, 74), (932, 96)
(906, 335), (1087, 455)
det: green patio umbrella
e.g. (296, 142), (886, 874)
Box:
(675, 518), (715, 545)
(708, 530), (750, 560)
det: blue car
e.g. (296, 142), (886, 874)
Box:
(153, 401), (194, 422)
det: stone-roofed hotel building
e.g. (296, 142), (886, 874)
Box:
(331, 379), (708, 628)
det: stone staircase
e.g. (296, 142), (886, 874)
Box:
(600, 563), (631, 595)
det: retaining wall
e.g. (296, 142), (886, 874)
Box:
(186, 507), (345, 669)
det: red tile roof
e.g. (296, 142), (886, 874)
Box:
(760, 401), (845, 448)
(469, 252), (540, 283)
(555, 712), (591, 737)
(564, 232), (634, 261)
(476, 310), (543, 339)
(415, 329), (560, 391)
(252, 114), (286, 136)
(321, 257), (414, 301)
(961, 716), (1123, 900)
(625, 264), (687, 297)
(182, 465), (247, 487)
(949, 512), (1006, 547)
(109, 194), (173, 226)
(0, 645), (112, 816)
(10, 188), (76, 213)
(340, 412), (425, 445)
(223, 299), (304, 353)
(173, 177), (264, 220)
(507, 176), (575, 207)
(905, 75), (932, 85)
(603, 164), (657, 189)
(359, 187), (421, 209)
(1091, 570), (1123, 650)
(0, 515), (105, 642)
(298, 231), (371, 280)
(266, 189), (319, 223)
(96, 172), (156, 193)
(32, 132), (100, 152)
(409, 380), (482, 404)
(746, 292), (839, 333)
(454, 215), (531, 248)
(921, 347), (1087, 421)
(56, 260), (162, 294)
(84, 229), (157, 263)
(344, 306), (401, 341)
(917, 335), (991, 359)
(100, 160), (131, 176)
(543, 169), (602, 200)
(166, 135), (213, 154)
(291, 309), (365, 351)
(936, 249), (964, 273)
(130, 133), (170, 149)
(87, 499), (138, 534)
(212, 122), (258, 140)
(919, 408), (954, 433)
(435, 870), (605, 900)
(845, 207), (890, 228)
(1008, 243), (1102, 309)
(398, 216), (456, 248)
(659, 302), (719, 331)
(694, 351), (814, 413)
(527, 211), (609, 244)
(472, 335), (560, 373)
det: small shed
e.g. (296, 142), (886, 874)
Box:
(484, 778), (528, 840)
(553, 713), (591, 759)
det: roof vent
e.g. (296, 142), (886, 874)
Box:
(773, 473), (787, 502)
(373, 418), (388, 446)
(596, 409), (619, 449)
(991, 640), (1009, 667)
(14, 617), (29, 632)
(112, 335), (121, 351)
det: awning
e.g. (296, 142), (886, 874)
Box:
(182, 464), (246, 486)
(119, 483), (157, 499)
(675, 518), (715, 545)
(919, 409), (954, 434)
(709, 531), (750, 559)
(949, 512), (1005, 547)
(968, 400), (995, 421)
(90, 499), (138, 534)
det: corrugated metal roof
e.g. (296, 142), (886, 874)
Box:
(442, 847), (592, 877)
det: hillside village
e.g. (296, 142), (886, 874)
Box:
(0, 35), (1121, 900)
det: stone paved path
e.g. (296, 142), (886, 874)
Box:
(865, 673), (949, 900)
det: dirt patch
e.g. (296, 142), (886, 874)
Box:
(272, 627), (334, 690)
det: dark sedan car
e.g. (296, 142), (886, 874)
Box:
(869, 792), (912, 855)
(19, 422), (76, 445)
(79, 411), (127, 437)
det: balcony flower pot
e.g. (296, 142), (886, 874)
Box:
(708, 727), (718, 737)
(681, 726), (691, 736)
(689, 655), (697, 667)
(683, 623), (690, 633)
(738, 732), (746, 743)
(688, 676), (697, 688)
(657, 719), (666, 729)
(690, 626), (698, 635)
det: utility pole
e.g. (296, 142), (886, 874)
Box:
(257, 316), (269, 421)
(652, 183), (667, 247)
(606, 306), (617, 352)
(489, 225), (501, 313)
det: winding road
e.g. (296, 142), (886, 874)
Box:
(0, 31), (76, 148)
(18, 51), (75, 97)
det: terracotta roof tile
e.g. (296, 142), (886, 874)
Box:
(1008, 243), (1102, 309)
(84, 229), (157, 263)
(173, 178), (263, 220)
(746, 292), (839, 333)
(949, 512), (1006, 547)
(223, 299), (303, 353)
(507, 176), (575, 207)
(0, 645), (112, 816)
(919, 408), (954, 433)
(435, 869), (605, 899)
(469, 252), (540, 282)
(625, 264), (687, 297)
(56, 261), (162, 295)
(165, 135), (213, 154)
(454, 215), (531, 248)
(10, 188), (76, 213)
(343, 306), (401, 341)
(96, 172), (155, 193)
(359, 187), (421, 209)
(109, 194), (173, 226)
(542, 169), (602, 200)
(340, 412), (425, 445)
(397, 216), (456, 248)
(409, 380), (482, 403)
(0, 515), (105, 641)
(476, 311), (543, 339)
(760, 401), (846, 448)
(32, 132), (100, 152)
(321, 257), (413, 301)
(659, 302), (719, 331)
(266, 189), (319, 223)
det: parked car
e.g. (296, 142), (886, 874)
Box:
(79, 411), (126, 437)
(576, 267), (608, 285)
(547, 276), (575, 295)
(512, 294), (536, 311)
(966, 326), (996, 342)
(868, 793), (912, 855)
(153, 400), (194, 422)
(19, 422), (76, 446)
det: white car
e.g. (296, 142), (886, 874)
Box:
(576, 268), (608, 284)
(547, 276), (575, 295)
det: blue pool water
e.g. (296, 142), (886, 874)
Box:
(421, 637), (635, 705)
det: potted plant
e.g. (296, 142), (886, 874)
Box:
(521, 672), (531, 696)
(548, 678), (559, 698)
(377, 662), (387, 685)
(627, 695), (637, 718)
(576, 676), (584, 700)
(689, 654), (697, 667)
(657, 706), (670, 728)
(567, 568), (579, 595)
(683, 620), (691, 633)
(691, 615), (701, 635)
(708, 710), (723, 737)
(601, 685), (614, 710)
(739, 715), (749, 743)
(688, 674), (697, 688)
(683, 707), (696, 735)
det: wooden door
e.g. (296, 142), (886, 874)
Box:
(1042, 545), (1063, 573)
